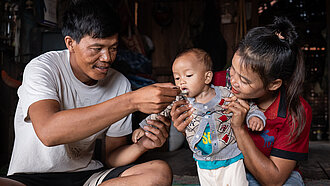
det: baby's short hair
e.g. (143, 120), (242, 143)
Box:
(176, 48), (213, 71)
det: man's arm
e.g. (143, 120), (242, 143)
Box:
(29, 83), (179, 147)
(105, 116), (171, 167)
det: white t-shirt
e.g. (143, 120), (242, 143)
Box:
(8, 50), (132, 175)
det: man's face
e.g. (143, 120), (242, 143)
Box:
(69, 34), (119, 85)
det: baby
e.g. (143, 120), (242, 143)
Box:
(132, 48), (266, 185)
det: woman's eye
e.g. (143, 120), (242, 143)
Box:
(241, 79), (249, 85)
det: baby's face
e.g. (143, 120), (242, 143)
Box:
(172, 53), (209, 98)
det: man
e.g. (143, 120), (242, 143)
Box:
(0, 0), (179, 185)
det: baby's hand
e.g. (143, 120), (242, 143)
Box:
(248, 116), (264, 131)
(132, 128), (145, 143)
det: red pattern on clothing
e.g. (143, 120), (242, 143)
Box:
(219, 99), (225, 105)
(219, 115), (228, 122)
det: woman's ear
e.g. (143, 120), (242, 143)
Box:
(205, 71), (213, 84)
(64, 36), (75, 52)
(267, 79), (282, 91)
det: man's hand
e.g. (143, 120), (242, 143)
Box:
(170, 100), (194, 133)
(131, 83), (180, 114)
(137, 115), (170, 150)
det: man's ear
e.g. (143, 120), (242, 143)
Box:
(64, 36), (75, 52)
(268, 79), (282, 91)
(205, 71), (213, 84)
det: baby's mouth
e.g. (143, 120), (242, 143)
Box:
(180, 88), (189, 96)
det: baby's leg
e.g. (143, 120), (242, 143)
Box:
(196, 159), (248, 186)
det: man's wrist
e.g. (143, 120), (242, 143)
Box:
(126, 91), (138, 112)
(135, 140), (149, 153)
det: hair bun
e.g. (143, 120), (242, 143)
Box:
(271, 17), (298, 45)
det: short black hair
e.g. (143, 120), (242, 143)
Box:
(61, 0), (120, 43)
(175, 48), (213, 71)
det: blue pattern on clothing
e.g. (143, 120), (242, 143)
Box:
(195, 123), (244, 169)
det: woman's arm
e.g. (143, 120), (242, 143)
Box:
(223, 97), (297, 185)
(233, 126), (296, 185)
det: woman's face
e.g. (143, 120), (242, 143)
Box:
(230, 53), (267, 100)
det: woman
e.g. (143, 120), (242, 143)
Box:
(170, 17), (312, 185)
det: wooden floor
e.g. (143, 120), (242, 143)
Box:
(300, 141), (330, 180)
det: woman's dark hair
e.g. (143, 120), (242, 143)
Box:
(61, 0), (120, 43)
(236, 17), (305, 142)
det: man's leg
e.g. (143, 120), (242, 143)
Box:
(86, 160), (172, 186)
(0, 177), (26, 186)
(103, 160), (172, 186)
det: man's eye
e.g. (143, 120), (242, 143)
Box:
(92, 48), (102, 51)
(110, 47), (118, 53)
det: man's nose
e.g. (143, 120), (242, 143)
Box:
(100, 51), (111, 62)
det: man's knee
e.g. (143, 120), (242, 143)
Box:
(0, 177), (26, 186)
(148, 160), (173, 185)
(118, 160), (172, 185)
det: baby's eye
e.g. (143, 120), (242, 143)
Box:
(186, 74), (193, 77)
(175, 77), (180, 80)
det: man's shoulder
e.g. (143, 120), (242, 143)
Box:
(28, 50), (68, 68)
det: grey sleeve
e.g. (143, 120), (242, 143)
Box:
(246, 103), (266, 127)
(139, 96), (183, 130)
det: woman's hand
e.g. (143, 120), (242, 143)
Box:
(170, 100), (194, 133)
(222, 96), (250, 131)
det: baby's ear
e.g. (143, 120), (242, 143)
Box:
(205, 71), (213, 84)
